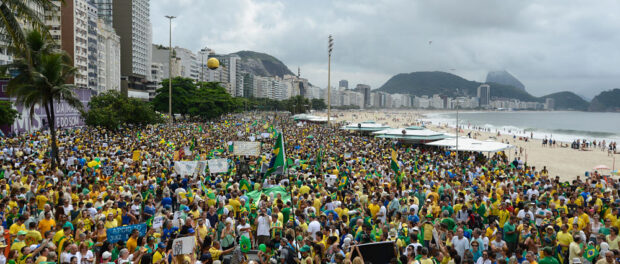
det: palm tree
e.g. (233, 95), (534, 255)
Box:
(0, 0), (53, 53)
(7, 30), (83, 169)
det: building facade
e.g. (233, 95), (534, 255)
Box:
(113, 0), (151, 93)
(477, 84), (491, 107)
(96, 20), (120, 92)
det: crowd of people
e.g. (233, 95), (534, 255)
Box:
(0, 112), (619, 264)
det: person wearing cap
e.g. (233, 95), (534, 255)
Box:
(299, 245), (312, 263)
(101, 251), (114, 264)
(152, 242), (167, 264)
(11, 230), (28, 251)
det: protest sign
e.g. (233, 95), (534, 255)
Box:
(207, 158), (228, 173)
(233, 141), (261, 156)
(172, 236), (195, 256)
(152, 216), (164, 230)
(173, 211), (183, 227)
(174, 161), (207, 176)
(106, 223), (147, 243)
(102, 166), (113, 176)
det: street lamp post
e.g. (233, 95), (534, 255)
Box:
(327, 35), (333, 124)
(455, 88), (459, 164)
(165, 15), (176, 122)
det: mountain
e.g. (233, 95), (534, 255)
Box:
(376, 71), (537, 101)
(486, 70), (526, 91)
(376, 71), (595, 110)
(589, 88), (620, 112)
(540, 91), (589, 111)
(232, 51), (294, 78)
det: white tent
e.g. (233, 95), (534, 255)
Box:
(426, 137), (514, 153)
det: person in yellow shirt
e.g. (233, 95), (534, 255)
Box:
(152, 243), (167, 264)
(35, 189), (49, 211)
(228, 196), (241, 213)
(11, 231), (27, 252)
(25, 222), (42, 246)
(498, 202), (511, 228)
(38, 211), (56, 234)
(104, 213), (118, 229)
(368, 199), (380, 219)
(9, 215), (27, 236)
(126, 229), (140, 253)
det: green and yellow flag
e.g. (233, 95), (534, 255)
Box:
(391, 147), (400, 174)
(265, 132), (286, 177)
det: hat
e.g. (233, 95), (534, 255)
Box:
(504, 199), (511, 204)
(158, 242), (166, 249)
(412, 227), (420, 232)
(0, 243), (6, 248)
(102, 251), (112, 259)
(299, 245), (311, 253)
(572, 258), (581, 264)
(187, 228), (195, 234)
(17, 230), (27, 236)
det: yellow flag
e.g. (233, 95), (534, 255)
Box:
(132, 150), (140, 161)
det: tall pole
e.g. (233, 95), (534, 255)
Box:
(451, 67), (460, 164)
(327, 35), (333, 124)
(165, 15), (176, 122)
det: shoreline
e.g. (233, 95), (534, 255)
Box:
(323, 110), (618, 181)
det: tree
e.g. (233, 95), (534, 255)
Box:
(82, 91), (162, 130)
(0, 101), (19, 126)
(188, 82), (243, 120)
(6, 30), (83, 168)
(152, 77), (196, 121)
(311, 98), (327, 111)
(0, 0), (54, 58)
(285, 95), (310, 115)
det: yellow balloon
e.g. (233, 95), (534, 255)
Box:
(207, 58), (220, 69)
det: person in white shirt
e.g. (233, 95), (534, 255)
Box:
(256, 208), (271, 245)
(451, 228), (470, 259)
(476, 250), (492, 264)
(307, 214), (322, 240)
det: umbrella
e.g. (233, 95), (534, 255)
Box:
(594, 165), (611, 170)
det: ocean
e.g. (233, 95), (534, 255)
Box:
(422, 111), (620, 143)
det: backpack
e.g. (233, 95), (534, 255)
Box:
(282, 245), (297, 264)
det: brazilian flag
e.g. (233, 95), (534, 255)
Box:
(583, 244), (598, 262)
(240, 178), (251, 192)
(391, 146), (400, 174)
(265, 132), (286, 177)
(240, 235), (251, 253)
(338, 169), (349, 191)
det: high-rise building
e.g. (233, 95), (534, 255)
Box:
(172, 47), (199, 80)
(91, 0), (113, 26)
(339, 80), (348, 90)
(113, 0), (151, 94)
(242, 73), (256, 98)
(86, 1), (99, 91)
(96, 20), (120, 92)
(477, 84), (491, 107)
(354, 84), (371, 108)
(56, 0), (90, 89)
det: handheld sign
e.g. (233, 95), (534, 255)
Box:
(208, 158), (228, 173)
(172, 236), (195, 256)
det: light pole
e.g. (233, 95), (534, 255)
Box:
(455, 88), (459, 164)
(327, 35), (333, 124)
(165, 15), (176, 122)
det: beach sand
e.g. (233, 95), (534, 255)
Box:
(321, 110), (618, 181)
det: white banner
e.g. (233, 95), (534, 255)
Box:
(172, 236), (195, 256)
(208, 158), (229, 173)
(174, 161), (207, 176)
(233, 141), (261, 156)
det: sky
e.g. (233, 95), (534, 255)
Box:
(151, 0), (620, 98)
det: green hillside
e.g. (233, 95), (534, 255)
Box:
(589, 88), (620, 112)
(233, 51), (294, 77)
(376, 71), (537, 101)
(540, 91), (589, 111)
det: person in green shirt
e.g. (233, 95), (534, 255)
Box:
(440, 211), (456, 232)
(539, 247), (561, 264)
(503, 216), (518, 255)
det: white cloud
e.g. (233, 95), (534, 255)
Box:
(151, 0), (620, 97)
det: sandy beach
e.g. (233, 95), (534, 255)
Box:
(322, 110), (618, 181)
